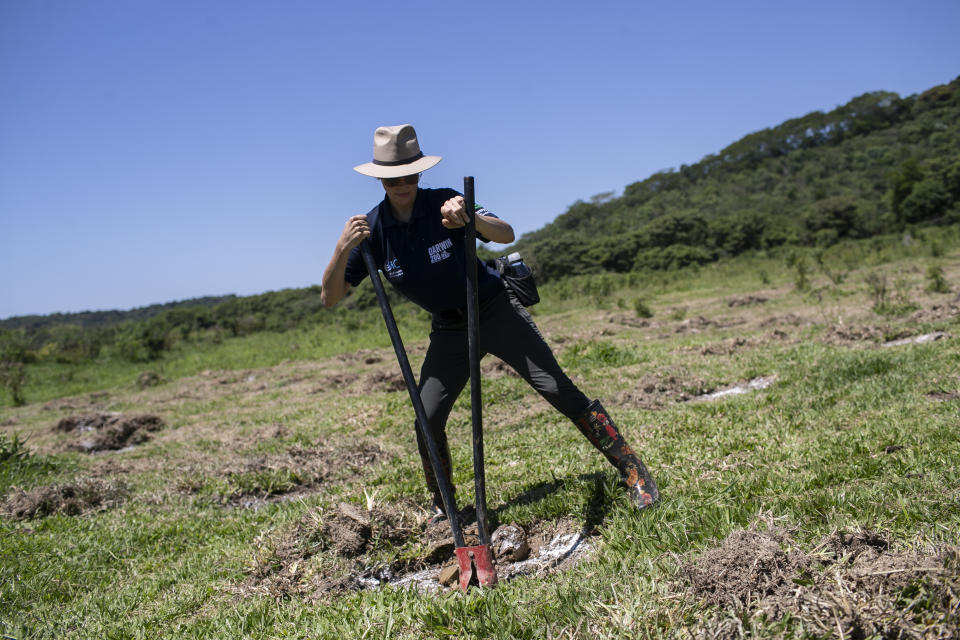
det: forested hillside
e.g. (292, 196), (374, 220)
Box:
(2, 76), (958, 387)
(0, 296), (237, 332)
(502, 76), (960, 281)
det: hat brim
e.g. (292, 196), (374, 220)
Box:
(353, 155), (442, 178)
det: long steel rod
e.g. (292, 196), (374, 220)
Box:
(463, 177), (491, 546)
(359, 241), (465, 548)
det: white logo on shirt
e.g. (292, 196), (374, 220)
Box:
(427, 238), (453, 264)
(384, 258), (404, 280)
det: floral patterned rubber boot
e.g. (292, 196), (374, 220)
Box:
(574, 399), (660, 509)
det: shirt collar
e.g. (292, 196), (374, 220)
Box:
(380, 188), (423, 228)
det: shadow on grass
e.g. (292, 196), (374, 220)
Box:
(489, 472), (614, 534)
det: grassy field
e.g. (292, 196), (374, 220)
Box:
(1, 231), (959, 639)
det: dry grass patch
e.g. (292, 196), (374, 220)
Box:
(177, 441), (390, 506)
(684, 522), (960, 639)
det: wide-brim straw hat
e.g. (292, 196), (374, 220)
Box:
(353, 124), (442, 178)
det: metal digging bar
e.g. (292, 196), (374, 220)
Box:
(359, 241), (466, 558)
(455, 176), (499, 589)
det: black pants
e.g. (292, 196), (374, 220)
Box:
(415, 288), (591, 497)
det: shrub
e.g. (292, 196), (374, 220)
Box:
(633, 298), (654, 318)
(926, 265), (951, 293)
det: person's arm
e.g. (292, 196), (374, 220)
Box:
(320, 214), (369, 308)
(440, 196), (515, 244)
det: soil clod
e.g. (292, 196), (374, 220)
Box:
(2, 478), (127, 520)
(56, 413), (166, 452)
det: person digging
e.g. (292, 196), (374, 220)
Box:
(320, 124), (659, 521)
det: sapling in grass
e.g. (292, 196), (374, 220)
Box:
(926, 265), (950, 293)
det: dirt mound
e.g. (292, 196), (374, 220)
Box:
(615, 369), (710, 410)
(481, 358), (520, 379)
(241, 505), (591, 601)
(56, 413), (166, 452)
(699, 337), (751, 356)
(758, 313), (808, 328)
(674, 316), (716, 333)
(820, 324), (922, 346)
(244, 500), (420, 599)
(727, 295), (769, 307)
(2, 478), (127, 520)
(364, 370), (406, 393)
(309, 372), (360, 393)
(686, 528), (809, 612)
(685, 525), (960, 639)
(336, 349), (384, 365)
(910, 302), (960, 323)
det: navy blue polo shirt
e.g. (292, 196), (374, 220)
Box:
(343, 188), (505, 314)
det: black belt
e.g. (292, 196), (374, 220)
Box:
(432, 288), (505, 325)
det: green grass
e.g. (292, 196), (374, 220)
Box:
(2, 234), (960, 638)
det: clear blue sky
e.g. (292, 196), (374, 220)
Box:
(2, 0), (958, 319)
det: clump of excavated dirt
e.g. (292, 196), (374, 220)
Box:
(2, 478), (127, 520)
(364, 370), (406, 392)
(819, 323), (919, 346)
(336, 349), (385, 366)
(56, 413), (166, 452)
(684, 525), (960, 639)
(241, 504), (591, 601)
(243, 500), (421, 599)
(615, 369), (710, 410)
(481, 357), (520, 379)
(309, 372), (361, 394)
(727, 295), (769, 307)
(910, 302), (960, 323)
(699, 337), (752, 356)
(685, 527), (810, 613)
(674, 316), (717, 333)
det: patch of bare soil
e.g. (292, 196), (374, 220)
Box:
(180, 442), (389, 507)
(309, 372), (361, 394)
(240, 505), (591, 600)
(336, 349), (385, 366)
(614, 369), (711, 410)
(2, 478), (127, 520)
(698, 337), (752, 356)
(606, 312), (652, 329)
(758, 313), (810, 329)
(727, 295), (769, 307)
(821, 324), (890, 345)
(910, 302), (960, 323)
(684, 525), (960, 639)
(481, 357), (520, 379)
(364, 370), (407, 393)
(55, 413), (166, 452)
(674, 316), (717, 334)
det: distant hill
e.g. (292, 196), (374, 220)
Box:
(0, 295), (237, 331)
(498, 76), (960, 282)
